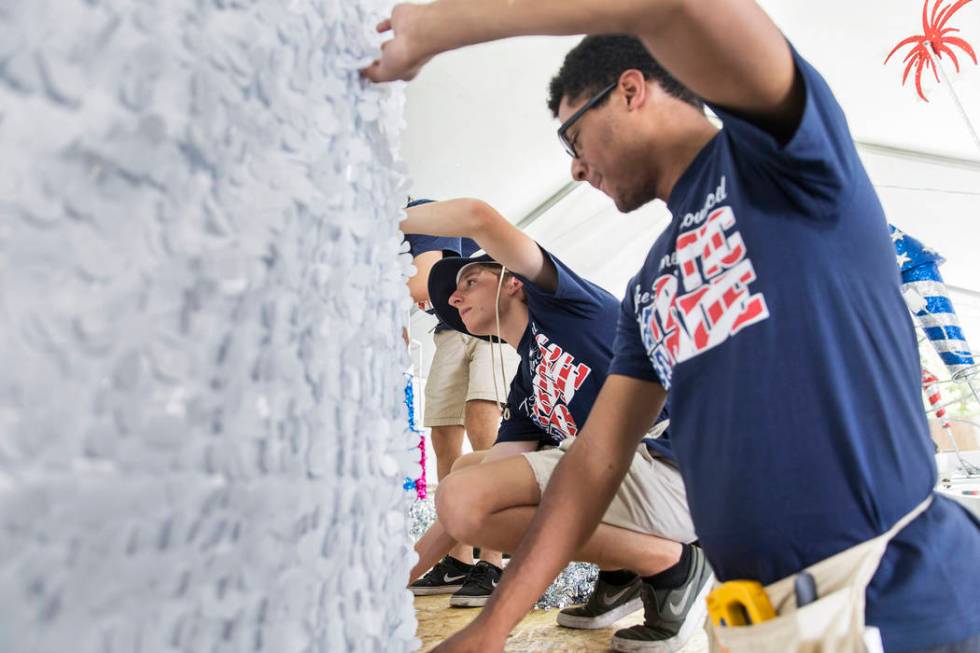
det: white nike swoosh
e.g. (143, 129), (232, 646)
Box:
(666, 574), (698, 617)
(444, 573), (466, 583)
(600, 585), (634, 607)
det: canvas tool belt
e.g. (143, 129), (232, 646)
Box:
(709, 495), (933, 653)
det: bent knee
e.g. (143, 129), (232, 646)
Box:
(435, 473), (485, 542)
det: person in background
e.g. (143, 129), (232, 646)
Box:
(403, 198), (521, 606)
(403, 198), (708, 649)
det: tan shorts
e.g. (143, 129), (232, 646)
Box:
(423, 330), (520, 427)
(522, 438), (697, 544)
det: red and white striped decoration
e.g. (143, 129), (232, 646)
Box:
(922, 368), (952, 429)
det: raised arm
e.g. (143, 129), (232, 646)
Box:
(364, 0), (802, 134)
(433, 374), (667, 652)
(402, 198), (558, 292)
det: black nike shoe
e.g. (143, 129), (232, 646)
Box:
(611, 546), (713, 652)
(409, 556), (474, 596)
(448, 560), (503, 607)
(557, 574), (644, 629)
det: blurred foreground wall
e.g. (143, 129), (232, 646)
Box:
(0, 1), (419, 650)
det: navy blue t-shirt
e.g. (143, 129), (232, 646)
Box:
(609, 47), (979, 651)
(460, 237), (481, 258)
(497, 249), (673, 458)
(405, 233), (461, 333)
(643, 408), (672, 459)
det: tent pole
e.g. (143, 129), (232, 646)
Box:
(855, 141), (980, 170)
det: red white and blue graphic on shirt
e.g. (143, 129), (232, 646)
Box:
(638, 183), (769, 389)
(519, 331), (592, 440)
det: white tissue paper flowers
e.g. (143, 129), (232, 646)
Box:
(0, 0), (420, 650)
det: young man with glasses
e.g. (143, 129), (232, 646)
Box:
(402, 198), (710, 650)
(367, 3), (980, 653)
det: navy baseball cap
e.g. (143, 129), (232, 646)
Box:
(427, 253), (502, 342)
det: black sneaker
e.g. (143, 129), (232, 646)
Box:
(409, 556), (474, 596)
(611, 546), (713, 652)
(557, 574), (644, 629)
(448, 560), (503, 607)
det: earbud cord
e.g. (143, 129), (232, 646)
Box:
(489, 266), (511, 420)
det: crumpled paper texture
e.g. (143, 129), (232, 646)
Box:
(0, 0), (418, 651)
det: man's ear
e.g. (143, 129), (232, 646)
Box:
(507, 277), (524, 296)
(619, 69), (648, 110)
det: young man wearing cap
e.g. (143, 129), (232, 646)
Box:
(403, 200), (520, 604)
(368, 3), (980, 653)
(402, 199), (710, 650)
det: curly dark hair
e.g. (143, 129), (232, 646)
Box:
(547, 35), (703, 117)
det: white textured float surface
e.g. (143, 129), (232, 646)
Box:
(0, 1), (418, 651)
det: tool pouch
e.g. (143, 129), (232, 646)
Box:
(709, 496), (932, 653)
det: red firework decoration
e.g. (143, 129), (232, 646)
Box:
(885, 0), (977, 101)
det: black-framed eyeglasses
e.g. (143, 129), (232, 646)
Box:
(557, 82), (617, 158)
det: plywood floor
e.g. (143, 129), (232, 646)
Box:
(416, 594), (709, 652)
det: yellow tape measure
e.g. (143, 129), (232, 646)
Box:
(707, 580), (776, 627)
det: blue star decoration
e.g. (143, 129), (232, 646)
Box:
(889, 225), (944, 273)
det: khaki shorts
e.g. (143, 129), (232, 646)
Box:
(423, 330), (520, 427)
(522, 438), (697, 544)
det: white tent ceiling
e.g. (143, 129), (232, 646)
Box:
(401, 0), (980, 348)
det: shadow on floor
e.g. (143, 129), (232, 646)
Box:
(415, 595), (709, 652)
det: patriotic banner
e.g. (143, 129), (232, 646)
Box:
(891, 225), (976, 379)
